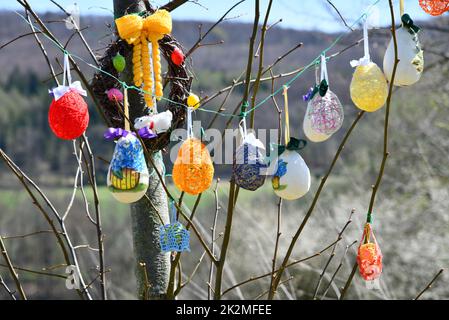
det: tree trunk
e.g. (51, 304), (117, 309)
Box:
(113, 0), (170, 300)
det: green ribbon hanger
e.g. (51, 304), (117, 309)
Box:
(401, 14), (420, 35)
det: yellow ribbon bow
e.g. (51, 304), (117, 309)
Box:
(115, 10), (172, 108)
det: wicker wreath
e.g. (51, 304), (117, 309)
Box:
(92, 32), (192, 152)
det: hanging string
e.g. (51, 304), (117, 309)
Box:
(186, 107), (193, 139)
(363, 17), (370, 62)
(14, 0), (381, 120)
(283, 85), (290, 145)
(62, 52), (72, 86)
(320, 53), (329, 84)
(123, 87), (130, 131)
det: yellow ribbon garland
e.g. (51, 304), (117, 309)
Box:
(115, 10), (172, 109)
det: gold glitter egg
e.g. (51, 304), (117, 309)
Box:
(172, 138), (214, 195)
(350, 62), (388, 112)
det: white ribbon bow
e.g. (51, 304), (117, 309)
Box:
(49, 53), (87, 101)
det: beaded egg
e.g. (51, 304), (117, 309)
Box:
(232, 133), (267, 191)
(357, 224), (383, 281)
(419, 0), (449, 16)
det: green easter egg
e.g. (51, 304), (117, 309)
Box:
(113, 53), (126, 73)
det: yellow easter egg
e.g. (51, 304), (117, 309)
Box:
(187, 93), (200, 109)
(350, 62), (388, 112)
(172, 138), (214, 195)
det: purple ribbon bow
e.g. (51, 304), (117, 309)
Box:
(104, 127), (157, 140)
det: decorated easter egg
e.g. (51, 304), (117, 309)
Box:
(107, 134), (149, 203)
(112, 53), (126, 73)
(272, 150), (311, 200)
(419, 0), (449, 16)
(106, 88), (124, 102)
(172, 138), (214, 195)
(232, 133), (267, 191)
(357, 223), (383, 281)
(187, 93), (200, 109)
(383, 27), (424, 87)
(307, 89), (344, 135)
(48, 90), (89, 140)
(350, 62), (388, 112)
(357, 242), (383, 281)
(171, 47), (185, 66)
(303, 103), (331, 143)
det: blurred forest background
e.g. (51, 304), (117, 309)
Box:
(0, 6), (448, 300)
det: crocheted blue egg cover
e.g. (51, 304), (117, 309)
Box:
(233, 143), (266, 191)
(159, 222), (190, 253)
(110, 135), (146, 177)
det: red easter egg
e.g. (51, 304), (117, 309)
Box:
(48, 90), (89, 140)
(171, 47), (184, 66)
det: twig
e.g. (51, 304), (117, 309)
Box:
(0, 237), (26, 299)
(0, 274), (16, 300)
(213, 0), (260, 301)
(268, 110), (365, 299)
(185, 0), (246, 58)
(414, 269), (444, 300)
(340, 0), (400, 299)
(208, 179), (220, 299)
(222, 237), (342, 297)
(312, 209), (355, 299)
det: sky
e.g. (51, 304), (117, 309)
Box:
(1, 0), (434, 32)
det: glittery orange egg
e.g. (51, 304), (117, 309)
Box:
(357, 224), (383, 281)
(419, 0), (449, 16)
(172, 138), (214, 195)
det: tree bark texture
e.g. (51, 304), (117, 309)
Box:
(113, 0), (170, 300)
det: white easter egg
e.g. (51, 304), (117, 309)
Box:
(303, 103), (332, 143)
(383, 27), (424, 86)
(272, 150), (311, 200)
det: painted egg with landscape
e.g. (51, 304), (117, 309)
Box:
(107, 134), (149, 203)
(272, 150), (311, 200)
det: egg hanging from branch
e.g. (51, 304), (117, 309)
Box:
(233, 132), (267, 191)
(350, 62), (388, 112)
(383, 15), (424, 87)
(357, 223), (383, 282)
(307, 89), (344, 136)
(48, 89), (89, 140)
(106, 133), (150, 203)
(271, 138), (310, 200)
(303, 111), (331, 143)
(172, 138), (214, 195)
